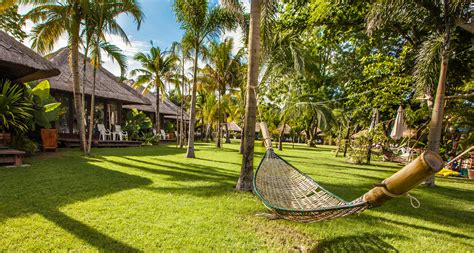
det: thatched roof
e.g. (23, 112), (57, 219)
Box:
(277, 124), (292, 134)
(123, 90), (190, 120)
(0, 30), (60, 82)
(223, 121), (242, 132)
(47, 48), (150, 105)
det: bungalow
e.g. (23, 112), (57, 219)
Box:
(0, 30), (59, 82)
(46, 48), (151, 138)
(123, 87), (190, 137)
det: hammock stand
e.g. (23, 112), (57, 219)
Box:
(253, 123), (443, 223)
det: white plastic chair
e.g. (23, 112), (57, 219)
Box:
(97, 124), (111, 140)
(160, 129), (167, 140)
(113, 125), (128, 141)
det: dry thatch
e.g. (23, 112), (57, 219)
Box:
(123, 84), (189, 119)
(0, 30), (59, 82)
(224, 121), (242, 132)
(47, 48), (150, 105)
(277, 124), (292, 134)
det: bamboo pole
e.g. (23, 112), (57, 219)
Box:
(260, 122), (273, 150)
(364, 150), (443, 207)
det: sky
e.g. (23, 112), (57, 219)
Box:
(19, 0), (249, 78)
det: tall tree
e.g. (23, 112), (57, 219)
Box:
(171, 38), (192, 148)
(174, 0), (237, 158)
(25, 0), (90, 153)
(366, 0), (471, 186)
(85, 0), (142, 154)
(131, 45), (179, 139)
(200, 38), (243, 148)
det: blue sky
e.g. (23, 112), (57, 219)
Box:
(20, 0), (247, 77)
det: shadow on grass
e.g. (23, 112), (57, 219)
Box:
(0, 151), (152, 251)
(311, 233), (403, 252)
(38, 208), (139, 251)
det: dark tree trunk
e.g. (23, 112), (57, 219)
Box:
(216, 90), (221, 148)
(236, 0), (261, 192)
(179, 51), (186, 148)
(155, 84), (161, 141)
(343, 119), (352, 157)
(278, 122), (285, 151)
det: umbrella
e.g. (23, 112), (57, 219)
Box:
(390, 106), (407, 140)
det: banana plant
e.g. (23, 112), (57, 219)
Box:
(29, 80), (62, 129)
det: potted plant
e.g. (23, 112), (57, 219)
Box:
(0, 80), (32, 147)
(30, 80), (62, 151)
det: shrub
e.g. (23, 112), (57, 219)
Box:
(123, 109), (153, 140)
(0, 80), (33, 133)
(11, 135), (38, 155)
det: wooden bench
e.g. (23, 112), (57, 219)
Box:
(0, 149), (26, 167)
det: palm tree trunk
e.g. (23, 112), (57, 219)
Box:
(87, 66), (98, 154)
(225, 118), (231, 143)
(424, 20), (452, 187)
(236, 0), (261, 191)
(70, 16), (86, 153)
(155, 84), (161, 141)
(216, 90), (221, 148)
(179, 51), (185, 148)
(186, 44), (199, 158)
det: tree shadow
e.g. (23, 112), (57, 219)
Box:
(38, 208), (139, 251)
(0, 152), (152, 250)
(311, 233), (403, 252)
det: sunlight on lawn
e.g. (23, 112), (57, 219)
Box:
(0, 142), (472, 251)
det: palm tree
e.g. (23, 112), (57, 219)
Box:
(200, 38), (243, 148)
(221, 0), (279, 191)
(173, 0), (237, 158)
(131, 45), (179, 139)
(366, 0), (471, 186)
(85, 0), (142, 154)
(171, 38), (193, 148)
(25, 0), (90, 152)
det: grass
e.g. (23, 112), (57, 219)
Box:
(0, 142), (472, 251)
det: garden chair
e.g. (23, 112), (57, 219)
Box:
(113, 125), (128, 141)
(160, 129), (167, 140)
(97, 124), (111, 140)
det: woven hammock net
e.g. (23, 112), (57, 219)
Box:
(253, 123), (369, 222)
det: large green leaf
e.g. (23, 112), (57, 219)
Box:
(30, 80), (51, 103)
(44, 102), (61, 113)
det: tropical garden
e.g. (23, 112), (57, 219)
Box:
(0, 0), (472, 251)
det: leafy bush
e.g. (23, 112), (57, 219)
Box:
(11, 135), (38, 155)
(123, 109), (153, 140)
(28, 80), (62, 129)
(0, 80), (33, 133)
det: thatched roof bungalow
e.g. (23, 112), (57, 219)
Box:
(0, 30), (59, 82)
(47, 48), (151, 135)
(123, 85), (190, 133)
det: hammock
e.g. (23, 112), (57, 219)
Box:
(253, 149), (368, 222)
(252, 123), (443, 223)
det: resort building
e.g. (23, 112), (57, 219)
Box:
(0, 30), (59, 82)
(47, 48), (151, 137)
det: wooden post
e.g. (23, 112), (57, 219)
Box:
(364, 151), (443, 207)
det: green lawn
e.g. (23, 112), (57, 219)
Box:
(0, 142), (472, 251)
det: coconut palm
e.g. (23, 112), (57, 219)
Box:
(171, 38), (193, 148)
(85, 0), (142, 154)
(24, 0), (90, 152)
(200, 38), (244, 148)
(131, 45), (179, 139)
(366, 0), (471, 186)
(173, 0), (237, 158)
